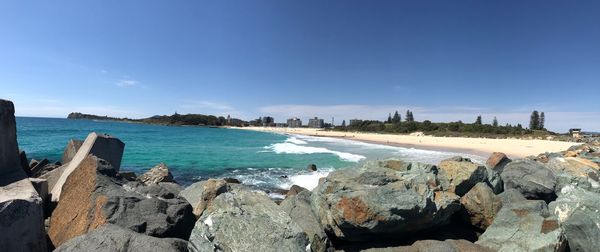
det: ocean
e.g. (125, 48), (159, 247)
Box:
(16, 117), (484, 196)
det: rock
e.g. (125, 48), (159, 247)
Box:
(188, 188), (309, 252)
(497, 188), (527, 205)
(179, 179), (229, 217)
(438, 157), (488, 196)
(459, 183), (502, 231)
(476, 199), (567, 251)
(118, 171), (137, 181)
(29, 159), (39, 169)
(311, 160), (460, 242)
(38, 163), (68, 198)
(61, 139), (83, 164)
(50, 132), (125, 202)
(547, 157), (600, 193)
(308, 164), (317, 171)
(502, 159), (557, 202)
(286, 184), (308, 197)
(484, 152), (511, 194)
(30, 158), (49, 176)
(0, 99), (21, 173)
(281, 190), (332, 252)
(361, 239), (493, 252)
(0, 99), (47, 252)
(223, 177), (240, 184)
(486, 152), (511, 171)
(549, 185), (600, 252)
(19, 150), (32, 176)
(48, 155), (195, 247)
(138, 163), (174, 185)
(125, 181), (183, 199)
(54, 224), (188, 252)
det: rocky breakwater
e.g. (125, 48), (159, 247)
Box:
(0, 99), (46, 252)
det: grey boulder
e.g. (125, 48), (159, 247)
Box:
(55, 224), (188, 252)
(502, 159), (557, 202)
(281, 190), (332, 252)
(138, 163), (175, 185)
(549, 185), (600, 252)
(476, 199), (567, 252)
(311, 159), (461, 242)
(188, 187), (309, 252)
(546, 157), (600, 193)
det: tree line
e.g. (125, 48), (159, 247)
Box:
(334, 109), (551, 136)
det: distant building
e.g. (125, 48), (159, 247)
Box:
(308, 117), (324, 128)
(349, 119), (362, 126)
(262, 116), (275, 127)
(287, 117), (302, 128)
(275, 123), (287, 128)
(569, 128), (582, 138)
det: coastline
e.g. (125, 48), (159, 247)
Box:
(235, 126), (578, 159)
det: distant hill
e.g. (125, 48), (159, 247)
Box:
(67, 112), (248, 127)
(67, 112), (126, 121)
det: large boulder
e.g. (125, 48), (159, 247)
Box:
(138, 163), (175, 185)
(311, 159), (461, 242)
(179, 179), (229, 217)
(501, 159), (557, 202)
(48, 155), (195, 247)
(54, 224), (188, 252)
(361, 239), (493, 252)
(459, 183), (502, 231)
(281, 190), (332, 252)
(0, 99), (47, 252)
(50, 132), (125, 202)
(188, 187), (309, 252)
(438, 157), (488, 196)
(549, 185), (600, 252)
(0, 99), (21, 173)
(485, 152), (511, 194)
(546, 157), (600, 193)
(61, 139), (83, 164)
(476, 200), (567, 251)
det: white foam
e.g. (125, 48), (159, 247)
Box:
(285, 136), (308, 145)
(264, 142), (366, 162)
(287, 169), (331, 190)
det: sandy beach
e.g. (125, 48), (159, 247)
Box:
(237, 127), (577, 159)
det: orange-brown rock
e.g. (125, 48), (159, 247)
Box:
(460, 183), (502, 231)
(438, 157), (488, 196)
(48, 155), (194, 248)
(48, 155), (108, 247)
(486, 152), (510, 170)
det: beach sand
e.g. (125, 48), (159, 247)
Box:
(237, 127), (577, 159)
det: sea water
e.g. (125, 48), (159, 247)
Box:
(16, 117), (483, 194)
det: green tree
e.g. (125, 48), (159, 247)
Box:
(387, 113), (392, 123)
(392, 111), (401, 124)
(342, 120), (346, 127)
(405, 110), (414, 122)
(475, 115), (482, 125)
(539, 112), (545, 130)
(492, 116), (498, 127)
(529, 111), (540, 130)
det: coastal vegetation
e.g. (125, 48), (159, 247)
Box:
(335, 110), (555, 138)
(68, 112), (247, 127)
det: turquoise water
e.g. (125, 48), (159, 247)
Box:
(16, 117), (483, 194)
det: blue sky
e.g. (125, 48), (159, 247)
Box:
(1, 1), (599, 132)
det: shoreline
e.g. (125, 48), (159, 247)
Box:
(235, 127), (578, 159)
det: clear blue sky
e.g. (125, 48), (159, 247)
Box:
(1, 1), (599, 132)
